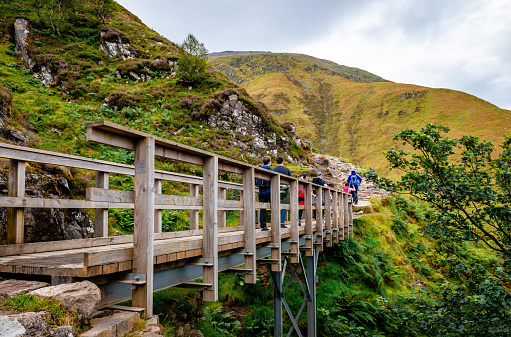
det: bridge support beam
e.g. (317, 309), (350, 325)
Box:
(270, 248), (319, 337)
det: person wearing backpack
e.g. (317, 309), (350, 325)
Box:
(256, 156), (273, 231)
(298, 173), (307, 226)
(312, 172), (327, 219)
(347, 170), (362, 205)
(273, 156), (292, 228)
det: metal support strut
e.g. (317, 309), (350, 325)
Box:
(270, 248), (319, 337)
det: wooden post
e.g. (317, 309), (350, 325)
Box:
(348, 197), (353, 235)
(203, 156), (218, 301)
(307, 185), (317, 256)
(189, 184), (200, 230)
(316, 187), (324, 252)
(315, 184), (323, 252)
(305, 183), (313, 255)
(94, 171), (109, 238)
(332, 191), (339, 243)
(218, 187), (226, 228)
(344, 193), (350, 237)
(289, 179), (299, 263)
(132, 137), (155, 317)
(239, 189), (244, 228)
(270, 174), (281, 271)
(154, 179), (162, 233)
(7, 159), (25, 244)
(243, 167), (256, 283)
(324, 189), (332, 248)
(339, 192), (345, 241)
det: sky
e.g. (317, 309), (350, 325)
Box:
(116, 0), (511, 110)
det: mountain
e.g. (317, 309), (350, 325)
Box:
(209, 53), (511, 176)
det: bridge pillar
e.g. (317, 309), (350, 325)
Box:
(271, 248), (319, 337)
(307, 252), (317, 337)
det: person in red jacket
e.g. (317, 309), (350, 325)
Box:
(298, 173), (306, 225)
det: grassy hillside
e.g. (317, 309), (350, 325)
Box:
(210, 53), (511, 177)
(0, 1), (307, 165)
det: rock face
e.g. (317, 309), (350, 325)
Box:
(30, 281), (101, 323)
(13, 18), (56, 86)
(0, 168), (94, 244)
(207, 94), (300, 159)
(99, 27), (136, 60)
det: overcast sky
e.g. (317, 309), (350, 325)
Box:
(116, 0), (511, 110)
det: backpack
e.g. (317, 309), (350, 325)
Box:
(255, 178), (270, 189)
(350, 174), (358, 186)
(298, 187), (305, 199)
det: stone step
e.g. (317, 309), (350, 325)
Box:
(80, 309), (140, 337)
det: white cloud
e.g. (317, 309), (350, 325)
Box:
(116, 0), (511, 109)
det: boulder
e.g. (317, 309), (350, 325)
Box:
(0, 311), (51, 337)
(0, 280), (49, 299)
(30, 280), (101, 323)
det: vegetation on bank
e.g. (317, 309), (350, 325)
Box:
(148, 195), (511, 336)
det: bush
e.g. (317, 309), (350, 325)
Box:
(199, 306), (241, 337)
(105, 92), (137, 110)
(176, 53), (207, 86)
(0, 85), (13, 108)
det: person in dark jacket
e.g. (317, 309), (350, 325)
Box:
(258, 156), (273, 231)
(312, 172), (327, 219)
(347, 170), (362, 205)
(273, 156), (292, 228)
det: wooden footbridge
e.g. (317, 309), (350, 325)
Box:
(0, 121), (353, 337)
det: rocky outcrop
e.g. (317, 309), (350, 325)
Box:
(208, 94), (287, 158)
(13, 18), (56, 87)
(99, 27), (136, 60)
(30, 280), (101, 324)
(0, 167), (94, 244)
(310, 154), (388, 204)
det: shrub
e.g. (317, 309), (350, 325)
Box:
(0, 86), (13, 108)
(176, 53), (207, 86)
(199, 306), (241, 337)
(105, 92), (137, 110)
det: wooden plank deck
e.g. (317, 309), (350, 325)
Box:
(0, 226), (316, 278)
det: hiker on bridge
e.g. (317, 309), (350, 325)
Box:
(273, 156), (292, 228)
(312, 172), (327, 219)
(256, 156), (273, 231)
(347, 170), (362, 205)
(298, 173), (307, 226)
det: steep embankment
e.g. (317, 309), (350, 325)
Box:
(210, 53), (511, 177)
(0, 2), (307, 165)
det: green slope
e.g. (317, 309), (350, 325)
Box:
(0, 1), (306, 166)
(210, 53), (511, 177)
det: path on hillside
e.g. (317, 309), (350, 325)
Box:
(307, 154), (388, 207)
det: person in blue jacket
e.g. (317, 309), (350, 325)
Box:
(257, 156), (274, 231)
(347, 170), (362, 205)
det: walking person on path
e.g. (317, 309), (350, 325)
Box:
(347, 170), (362, 205)
(273, 156), (292, 228)
(256, 156), (273, 231)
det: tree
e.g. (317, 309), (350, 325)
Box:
(368, 124), (511, 264)
(176, 34), (208, 86)
(88, 0), (116, 26)
(180, 33), (208, 59)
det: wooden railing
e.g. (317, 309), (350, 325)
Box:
(0, 120), (353, 316)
